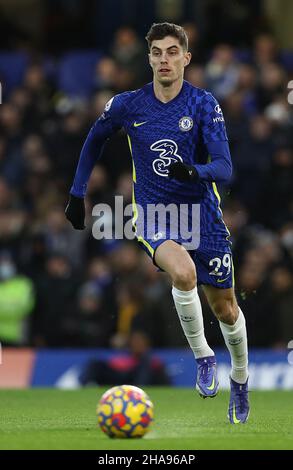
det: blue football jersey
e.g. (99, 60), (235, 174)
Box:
(71, 80), (232, 251)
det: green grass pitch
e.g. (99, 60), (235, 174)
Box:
(0, 388), (292, 450)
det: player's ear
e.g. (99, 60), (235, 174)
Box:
(184, 52), (192, 67)
(148, 53), (153, 68)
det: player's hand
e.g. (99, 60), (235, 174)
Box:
(168, 161), (199, 182)
(65, 194), (86, 230)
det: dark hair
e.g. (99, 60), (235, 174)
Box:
(145, 22), (188, 51)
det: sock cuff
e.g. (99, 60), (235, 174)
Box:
(220, 307), (246, 333)
(172, 285), (197, 301)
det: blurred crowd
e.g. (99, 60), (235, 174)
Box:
(0, 24), (292, 351)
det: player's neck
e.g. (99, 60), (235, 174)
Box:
(153, 78), (184, 103)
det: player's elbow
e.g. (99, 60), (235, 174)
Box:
(212, 159), (232, 184)
(221, 160), (233, 184)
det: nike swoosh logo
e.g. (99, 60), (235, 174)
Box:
(133, 121), (147, 127)
(207, 376), (215, 391)
(232, 403), (241, 424)
(217, 276), (229, 283)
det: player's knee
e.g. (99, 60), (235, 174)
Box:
(172, 264), (196, 291)
(211, 297), (238, 325)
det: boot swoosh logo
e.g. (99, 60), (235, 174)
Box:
(232, 403), (241, 424)
(207, 376), (215, 391)
(134, 121), (147, 127)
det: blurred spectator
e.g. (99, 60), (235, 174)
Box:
(115, 171), (133, 205)
(66, 281), (115, 347)
(0, 252), (35, 346)
(265, 96), (291, 127)
(111, 277), (145, 349)
(0, 178), (28, 264)
(257, 63), (288, 110)
(38, 206), (86, 268)
(268, 265), (293, 347)
(110, 26), (147, 87)
(279, 222), (293, 259)
(49, 110), (88, 184)
(258, 147), (293, 228)
(22, 134), (52, 185)
(185, 64), (206, 88)
(85, 256), (117, 326)
(236, 64), (258, 115)
(32, 253), (79, 347)
(90, 91), (114, 120)
(224, 91), (250, 152)
(109, 242), (142, 277)
(94, 57), (119, 92)
(0, 103), (23, 138)
(205, 44), (239, 99)
(181, 22), (203, 64)
(0, 178), (14, 210)
(222, 199), (249, 243)
(232, 114), (274, 210)
(253, 34), (280, 69)
(79, 330), (170, 386)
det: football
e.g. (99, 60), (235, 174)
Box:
(96, 384), (154, 438)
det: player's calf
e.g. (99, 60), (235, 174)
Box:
(209, 294), (238, 325)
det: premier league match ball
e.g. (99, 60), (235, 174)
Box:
(97, 385), (154, 438)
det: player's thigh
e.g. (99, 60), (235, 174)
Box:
(193, 245), (238, 320)
(154, 240), (197, 285)
(193, 246), (234, 289)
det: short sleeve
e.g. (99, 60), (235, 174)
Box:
(98, 93), (126, 132)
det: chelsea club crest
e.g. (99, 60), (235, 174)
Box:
(179, 116), (193, 132)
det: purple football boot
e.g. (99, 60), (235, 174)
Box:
(228, 377), (250, 424)
(196, 356), (219, 398)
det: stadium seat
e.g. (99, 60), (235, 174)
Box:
(280, 50), (293, 72)
(58, 50), (102, 97)
(0, 52), (28, 94)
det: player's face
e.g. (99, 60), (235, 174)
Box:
(149, 36), (191, 85)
